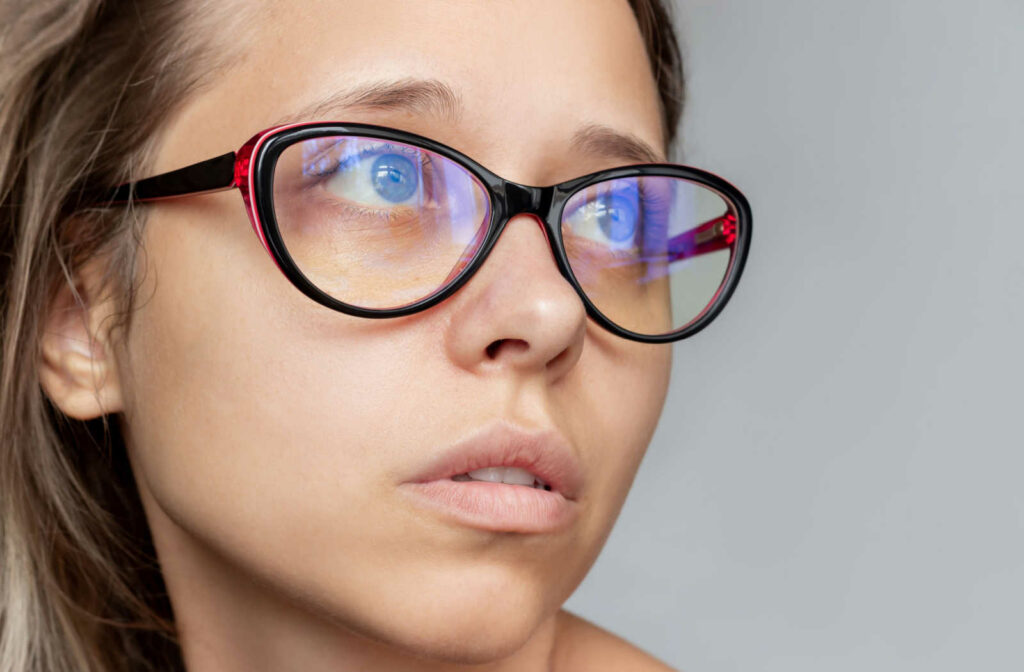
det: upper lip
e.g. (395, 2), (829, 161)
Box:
(404, 421), (584, 501)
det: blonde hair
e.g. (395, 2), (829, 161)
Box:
(0, 1), (683, 669)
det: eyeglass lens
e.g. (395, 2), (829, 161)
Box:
(271, 135), (737, 337)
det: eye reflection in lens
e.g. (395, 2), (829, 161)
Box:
(563, 180), (642, 254)
(273, 135), (491, 309)
(563, 176), (734, 337)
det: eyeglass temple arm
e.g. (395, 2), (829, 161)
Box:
(105, 152), (237, 203)
(666, 212), (737, 263)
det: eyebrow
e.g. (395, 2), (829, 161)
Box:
(277, 77), (665, 166)
(570, 123), (664, 164)
(276, 78), (463, 125)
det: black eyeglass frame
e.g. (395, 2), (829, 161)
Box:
(105, 121), (752, 344)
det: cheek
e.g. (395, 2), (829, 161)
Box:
(119, 201), (428, 586)
(560, 329), (671, 544)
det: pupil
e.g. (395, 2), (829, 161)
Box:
(597, 195), (638, 243)
(371, 153), (418, 202)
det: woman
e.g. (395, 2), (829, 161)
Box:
(0, 0), (750, 670)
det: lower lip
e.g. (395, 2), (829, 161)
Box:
(399, 479), (579, 534)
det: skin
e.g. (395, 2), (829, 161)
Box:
(39, 1), (675, 670)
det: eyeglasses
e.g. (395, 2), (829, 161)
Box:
(105, 122), (752, 343)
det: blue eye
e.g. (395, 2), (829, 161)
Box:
(371, 153), (419, 203)
(593, 194), (639, 243)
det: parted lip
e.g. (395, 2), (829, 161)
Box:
(403, 421), (584, 501)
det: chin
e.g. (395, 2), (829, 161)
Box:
(378, 607), (550, 665)
(326, 570), (559, 665)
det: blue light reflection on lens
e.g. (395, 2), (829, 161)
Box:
(436, 159), (481, 247)
(566, 177), (689, 286)
(301, 137), (345, 176)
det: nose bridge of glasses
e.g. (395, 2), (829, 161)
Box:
(502, 181), (553, 220)
(493, 181), (559, 256)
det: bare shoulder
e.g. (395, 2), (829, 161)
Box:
(551, 609), (679, 672)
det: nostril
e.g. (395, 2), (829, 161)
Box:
(485, 338), (528, 359)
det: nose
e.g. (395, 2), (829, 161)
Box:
(442, 213), (588, 379)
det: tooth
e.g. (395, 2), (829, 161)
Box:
(466, 467), (505, 483)
(466, 466), (538, 486)
(498, 467), (536, 487)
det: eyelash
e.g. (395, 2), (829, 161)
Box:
(297, 143), (441, 231)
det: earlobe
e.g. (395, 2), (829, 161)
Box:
(38, 262), (125, 420)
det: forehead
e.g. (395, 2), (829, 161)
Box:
(157, 0), (664, 183)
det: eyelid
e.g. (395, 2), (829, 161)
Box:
(302, 140), (430, 178)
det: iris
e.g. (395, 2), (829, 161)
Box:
(371, 153), (419, 203)
(592, 193), (639, 243)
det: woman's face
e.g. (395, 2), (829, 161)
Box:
(116, 0), (671, 664)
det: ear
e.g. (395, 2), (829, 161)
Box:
(38, 256), (125, 420)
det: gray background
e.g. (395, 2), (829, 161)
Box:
(565, 1), (1024, 670)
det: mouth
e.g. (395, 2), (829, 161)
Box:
(399, 422), (583, 534)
